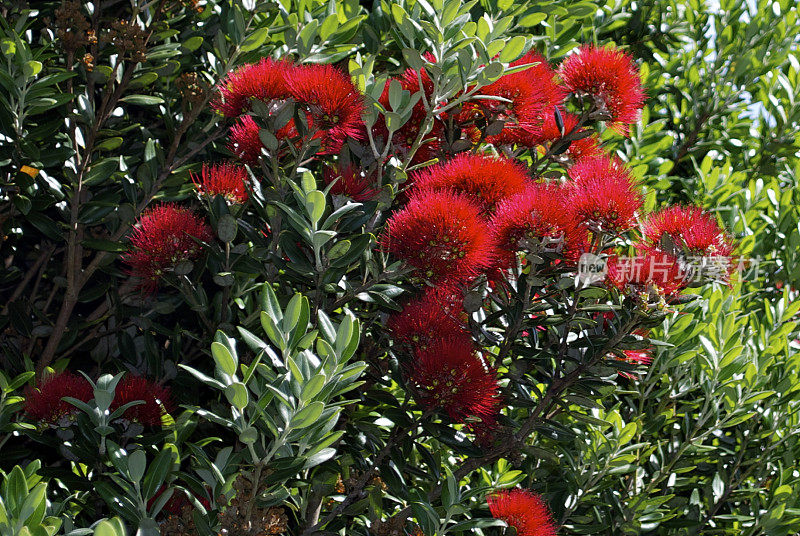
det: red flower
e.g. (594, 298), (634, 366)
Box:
(228, 116), (263, 164)
(323, 165), (380, 202)
(490, 184), (588, 264)
(460, 52), (565, 146)
(642, 205), (735, 258)
(383, 190), (495, 285)
(24, 371), (93, 425)
(567, 156), (642, 232)
(123, 204), (213, 292)
(388, 288), (471, 352)
(112, 375), (174, 427)
(410, 337), (499, 424)
(487, 489), (558, 536)
(606, 249), (688, 296)
(213, 58), (293, 118)
(410, 154), (529, 213)
(192, 162), (249, 203)
(287, 64), (365, 154)
(559, 45), (645, 136)
(529, 110), (604, 162)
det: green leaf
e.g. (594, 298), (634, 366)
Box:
(211, 341), (237, 377)
(499, 35), (526, 62)
(305, 190), (326, 226)
(128, 450), (146, 483)
(217, 214), (237, 243)
(181, 36), (203, 51)
(291, 401), (324, 429)
(225, 382), (249, 410)
(23, 60), (42, 78)
(120, 95), (164, 105)
(240, 27), (269, 52)
(300, 374), (326, 402)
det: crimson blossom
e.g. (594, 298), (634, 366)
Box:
(460, 51), (565, 146)
(213, 57), (292, 118)
(287, 63), (365, 154)
(410, 153), (530, 214)
(409, 337), (499, 425)
(24, 371), (93, 425)
(383, 189), (495, 285)
(111, 375), (174, 427)
(192, 162), (249, 203)
(642, 205), (735, 258)
(388, 288), (471, 352)
(487, 488), (558, 536)
(559, 44), (646, 135)
(323, 165), (380, 202)
(567, 155), (642, 233)
(490, 184), (588, 264)
(122, 204), (213, 292)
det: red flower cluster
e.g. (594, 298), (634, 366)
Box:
(388, 288), (471, 351)
(559, 45), (646, 135)
(642, 205), (734, 258)
(193, 162), (249, 203)
(410, 153), (529, 214)
(464, 52), (565, 146)
(487, 488), (558, 536)
(24, 372), (93, 425)
(323, 165), (380, 202)
(491, 184), (588, 264)
(215, 59), (364, 156)
(410, 337), (499, 425)
(567, 155), (642, 233)
(383, 189), (495, 286)
(123, 204), (213, 292)
(112, 375), (174, 427)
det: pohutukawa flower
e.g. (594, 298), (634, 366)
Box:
(287, 63), (365, 154)
(642, 205), (735, 258)
(213, 58), (292, 117)
(323, 165), (380, 202)
(192, 162), (249, 203)
(123, 204), (213, 292)
(606, 249), (688, 296)
(24, 371), (93, 425)
(410, 337), (499, 424)
(530, 110), (604, 162)
(410, 154), (529, 213)
(490, 184), (588, 263)
(388, 288), (471, 352)
(112, 375), (174, 427)
(228, 115), (264, 164)
(383, 190), (495, 285)
(487, 489), (558, 536)
(559, 45), (646, 136)
(567, 156), (642, 232)
(460, 51), (565, 146)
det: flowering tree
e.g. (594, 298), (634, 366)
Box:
(1, 1), (799, 536)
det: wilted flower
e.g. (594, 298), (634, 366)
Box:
(383, 189), (495, 285)
(192, 162), (249, 203)
(410, 153), (529, 213)
(323, 165), (380, 202)
(24, 371), (93, 426)
(112, 375), (174, 427)
(567, 156), (642, 232)
(559, 45), (645, 136)
(123, 204), (213, 292)
(410, 337), (499, 424)
(487, 488), (558, 536)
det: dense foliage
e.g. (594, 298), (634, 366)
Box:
(0, 0), (799, 535)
